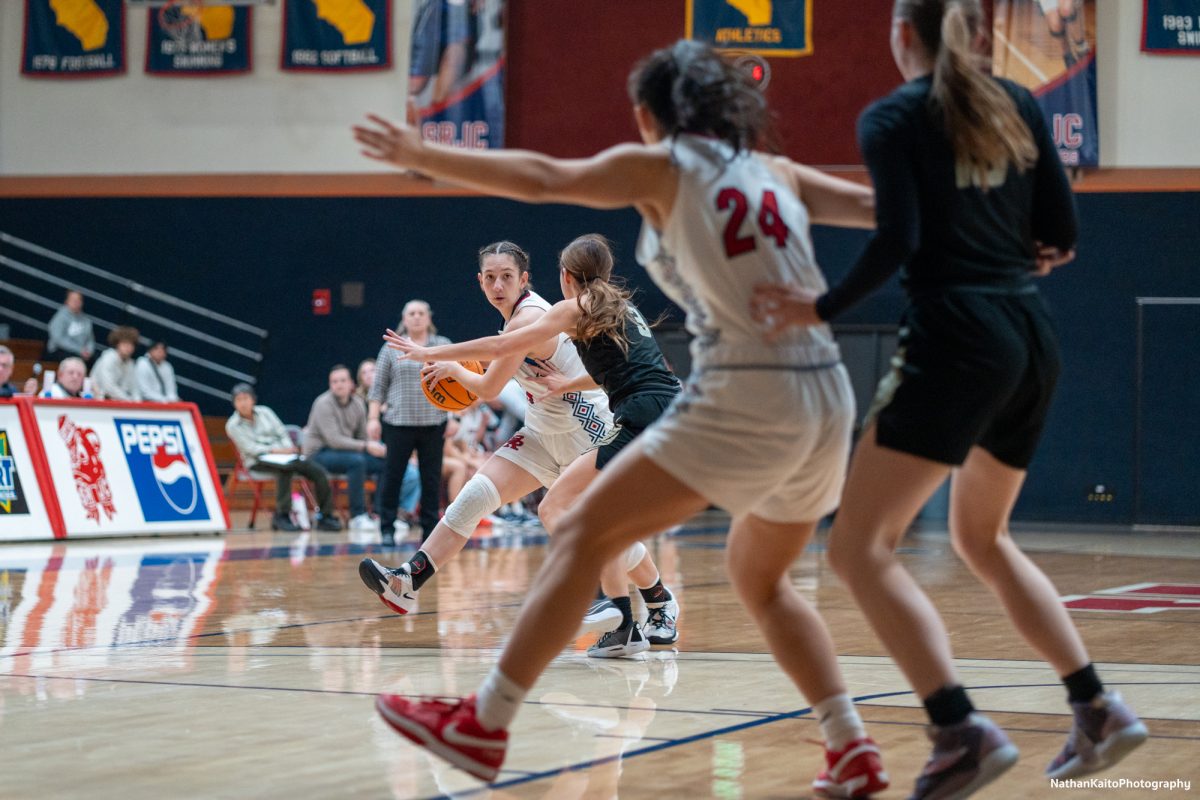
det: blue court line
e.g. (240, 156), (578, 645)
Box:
(592, 734), (677, 743)
(416, 681), (1200, 800)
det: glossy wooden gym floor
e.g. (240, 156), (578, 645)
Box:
(1, 513), (1197, 799)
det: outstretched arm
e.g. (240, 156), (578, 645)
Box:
(353, 115), (676, 221)
(764, 156), (876, 230)
(386, 301), (581, 363)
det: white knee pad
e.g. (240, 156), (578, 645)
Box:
(623, 541), (647, 572)
(443, 474), (501, 537)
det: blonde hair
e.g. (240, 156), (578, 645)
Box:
(397, 299), (437, 336)
(896, 0), (1037, 186)
(560, 234), (633, 353)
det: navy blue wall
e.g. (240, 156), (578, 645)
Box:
(3, 191), (1198, 525)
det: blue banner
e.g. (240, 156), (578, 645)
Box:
(115, 418), (210, 523)
(282, 0), (391, 72)
(411, 0), (505, 148)
(994, 0), (1099, 167)
(146, 6), (252, 76)
(1143, 0), (1200, 54)
(22, 0), (125, 78)
(687, 0), (812, 57)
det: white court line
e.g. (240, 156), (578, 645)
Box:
(993, 27), (1049, 85)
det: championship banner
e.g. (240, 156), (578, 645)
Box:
(686, 0), (812, 57)
(21, 0), (125, 77)
(281, 0), (391, 72)
(993, 0), (1099, 167)
(0, 402), (58, 542)
(1143, 0), (1200, 55)
(146, 5), (253, 76)
(32, 400), (228, 537)
(411, 0), (506, 149)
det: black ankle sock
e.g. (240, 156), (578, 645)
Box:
(638, 580), (672, 606)
(923, 685), (975, 727)
(612, 596), (634, 628)
(1063, 663), (1104, 704)
(405, 549), (436, 591)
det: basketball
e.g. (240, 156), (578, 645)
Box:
(422, 360), (484, 412)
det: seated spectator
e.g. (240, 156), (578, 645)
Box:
(355, 358), (375, 403)
(225, 383), (341, 532)
(42, 357), (88, 398)
(302, 364), (386, 531)
(45, 290), (96, 364)
(136, 341), (179, 402)
(0, 346), (38, 397)
(91, 327), (142, 401)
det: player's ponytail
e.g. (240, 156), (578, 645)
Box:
(628, 39), (770, 154)
(560, 234), (632, 354)
(898, 0), (1037, 187)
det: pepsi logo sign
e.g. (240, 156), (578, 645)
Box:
(116, 419), (209, 523)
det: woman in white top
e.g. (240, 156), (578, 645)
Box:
(356, 40), (884, 795)
(358, 241), (615, 619)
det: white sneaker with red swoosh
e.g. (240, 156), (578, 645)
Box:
(375, 693), (508, 782)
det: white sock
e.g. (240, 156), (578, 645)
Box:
(814, 693), (866, 751)
(476, 667), (527, 731)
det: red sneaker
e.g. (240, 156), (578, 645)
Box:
(375, 693), (508, 782)
(812, 737), (889, 798)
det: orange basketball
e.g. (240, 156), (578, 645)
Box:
(422, 360), (485, 412)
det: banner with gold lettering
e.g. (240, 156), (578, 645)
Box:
(687, 0), (812, 57)
(146, 5), (252, 76)
(22, 0), (125, 77)
(281, 0), (390, 72)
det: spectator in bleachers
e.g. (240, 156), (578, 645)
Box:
(90, 326), (142, 401)
(0, 346), (38, 396)
(356, 358), (375, 403)
(226, 383), (341, 533)
(136, 341), (179, 403)
(43, 357), (88, 398)
(45, 290), (95, 364)
(303, 364), (386, 532)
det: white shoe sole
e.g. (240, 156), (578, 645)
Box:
(358, 558), (416, 615)
(375, 697), (500, 782)
(577, 607), (623, 637)
(587, 637), (651, 659)
(941, 743), (1019, 800)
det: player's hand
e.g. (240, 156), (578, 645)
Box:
(354, 114), (425, 170)
(366, 440), (386, 458)
(1033, 243), (1075, 276)
(750, 282), (822, 341)
(528, 363), (569, 400)
(384, 329), (430, 361)
(366, 419), (382, 442)
(420, 361), (465, 387)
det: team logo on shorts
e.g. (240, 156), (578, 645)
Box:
(0, 430), (30, 516)
(116, 418), (209, 522)
(59, 414), (117, 524)
(503, 433), (525, 451)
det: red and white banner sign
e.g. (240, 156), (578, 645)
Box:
(0, 398), (228, 540)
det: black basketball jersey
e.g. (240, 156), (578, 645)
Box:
(572, 303), (680, 409)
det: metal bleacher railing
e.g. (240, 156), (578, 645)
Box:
(0, 230), (268, 402)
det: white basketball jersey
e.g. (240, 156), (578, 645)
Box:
(503, 291), (614, 441)
(636, 134), (840, 369)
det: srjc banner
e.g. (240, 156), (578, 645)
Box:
(146, 4), (253, 75)
(993, 0), (1099, 167)
(281, 0), (391, 72)
(1143, 0), (1200, 55)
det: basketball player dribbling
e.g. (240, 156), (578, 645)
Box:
(358, 241), (619, 630)
(386, 233), (684, 658)
(355, 39), (890, 796)
(753, 2), (1146, 797)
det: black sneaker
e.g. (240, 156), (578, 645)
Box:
(587, 622), (650, 659)
(271, 513), (301, 532)
(577, 598), (623, 637)
(909, 713), (1018, 799)
(315, 515), (342, 532)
